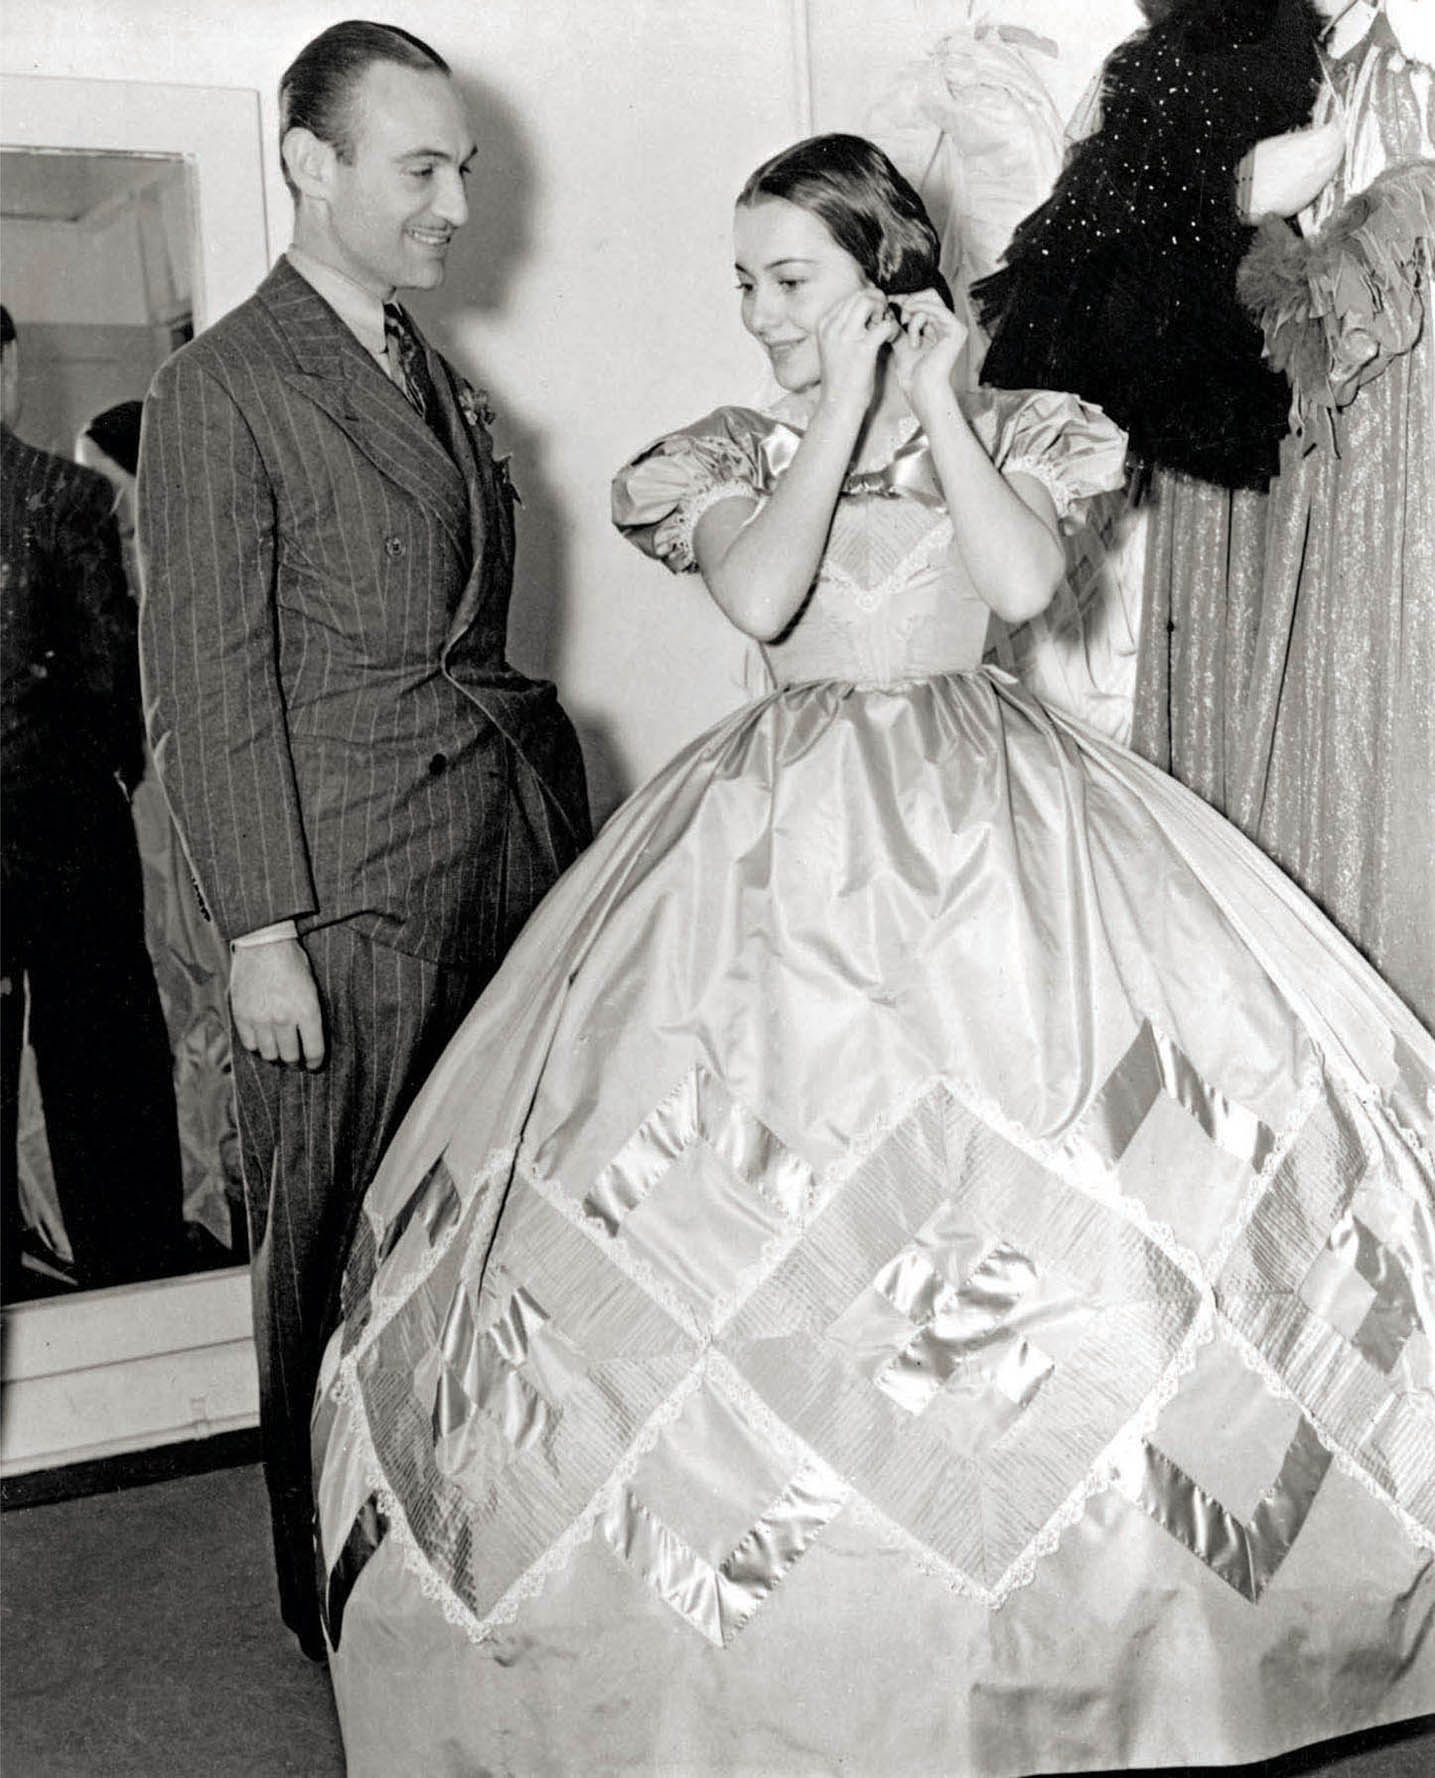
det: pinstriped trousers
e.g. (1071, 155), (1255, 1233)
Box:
(233, 922), (485, 1651)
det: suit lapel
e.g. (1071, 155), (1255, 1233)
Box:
(426, 350), (497, 649)
(259, 261), (471, 554)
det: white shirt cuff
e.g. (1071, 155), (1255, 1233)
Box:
(231, 919), (299, 950)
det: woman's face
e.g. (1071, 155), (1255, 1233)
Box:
(734, 197), (869, 394)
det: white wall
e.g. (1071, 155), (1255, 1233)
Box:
(2, 215), (150, 325)
(2, 0), (1141, 816)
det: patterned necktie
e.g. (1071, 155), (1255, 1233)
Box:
(383, 301), (438, 425)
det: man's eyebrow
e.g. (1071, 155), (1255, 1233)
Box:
(396, 145), (477, 164)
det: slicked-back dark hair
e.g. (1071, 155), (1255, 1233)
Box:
(85, 400), (145, 478)
(738, 134), (954, 311)
(278, 19), (450, 196)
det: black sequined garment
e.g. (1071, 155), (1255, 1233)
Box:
(974, 0), (1324, 490)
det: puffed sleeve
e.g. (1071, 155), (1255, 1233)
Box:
(611, 406), (776, 573)
(978, 389), (1134, 743)
(967, 387), (1127, 530)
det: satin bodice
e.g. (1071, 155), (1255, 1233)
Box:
(611, 387), (1127, 689)
(759, 493), (990, 687)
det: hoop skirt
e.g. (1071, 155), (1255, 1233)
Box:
(314, 391), (1435, 1776)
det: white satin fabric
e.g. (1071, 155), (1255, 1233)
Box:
(315, 405), (1435, 1776)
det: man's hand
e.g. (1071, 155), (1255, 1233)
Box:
(230, 938), (326, 1069)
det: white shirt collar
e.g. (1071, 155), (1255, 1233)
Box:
(285, 248), (390, 361)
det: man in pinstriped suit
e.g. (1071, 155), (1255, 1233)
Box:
(137, 22), (590, 1658)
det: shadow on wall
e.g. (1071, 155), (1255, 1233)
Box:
(411, 70), (626, 823)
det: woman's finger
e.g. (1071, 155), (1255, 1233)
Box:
(849, 293), (893, 342)
(901, 296), (952, 331)
(906, 309), (939, 348)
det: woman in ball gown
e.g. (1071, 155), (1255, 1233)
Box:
(313, 136), (1435, 1777)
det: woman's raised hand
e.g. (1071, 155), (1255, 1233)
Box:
(816, 288), (898, 416)
(891, 291), (967, 418)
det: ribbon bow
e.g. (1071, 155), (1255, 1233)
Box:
(842, 432), (945, 505)
(756, 421), (945, 507)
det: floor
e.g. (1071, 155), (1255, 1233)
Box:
(0, 1458), (1430, 1777)
(2, 1462), (345, 1777)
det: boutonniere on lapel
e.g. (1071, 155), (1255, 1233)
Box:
(455, 377), (495, 434)
(456, 377), (521, 504)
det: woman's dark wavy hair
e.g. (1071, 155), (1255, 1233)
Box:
(279, 20), (449, 195)
(737, 134), (953, 311)
(85, 400), (145, 479)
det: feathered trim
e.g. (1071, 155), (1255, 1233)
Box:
(1239, 161), (1435, 430)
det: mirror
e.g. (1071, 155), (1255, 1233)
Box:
(2, 147), (244, 1303)
(1, 76), (271, 1480)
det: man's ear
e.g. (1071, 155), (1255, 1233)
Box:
(282, 126), (335, 203)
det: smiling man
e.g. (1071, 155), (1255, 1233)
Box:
(137, 21), (590, 1659)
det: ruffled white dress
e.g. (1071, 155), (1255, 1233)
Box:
(314, 389), (1435, 1777)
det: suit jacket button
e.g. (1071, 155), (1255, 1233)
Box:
(385, 536), (406, 557)
(428, 752), (447, 776)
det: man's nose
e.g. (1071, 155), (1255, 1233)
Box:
(433, 168), (469, 228)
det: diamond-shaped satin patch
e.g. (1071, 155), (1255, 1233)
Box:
(578, 1064), (813, 1323)
(722, 1085), (1204, 1593)
(599, 1374), (848, 1646)
(431, 1283), (585, 1476)
(1218, 1089), (1435, 1538)
(1114, 1336), (1334, 1601)
(828, 1224), (1060, 1449)
(1301, 1211), (1421, 1375)
(1060, 1019), (1283, 1263)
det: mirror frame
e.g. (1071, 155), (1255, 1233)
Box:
(1, 75), (271, 1482)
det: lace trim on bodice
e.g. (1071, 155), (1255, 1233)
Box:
(657, 479), (761, 573)
(1000, 453), (1077, 523)
(817, 508), (955, 614)
(762, 498), (985, 688)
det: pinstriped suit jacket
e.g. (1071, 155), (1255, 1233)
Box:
(2, 425), (144, 799)
(137, 258), (590, 971)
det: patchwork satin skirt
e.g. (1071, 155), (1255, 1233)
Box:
(315, 668), (1435, 1777)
